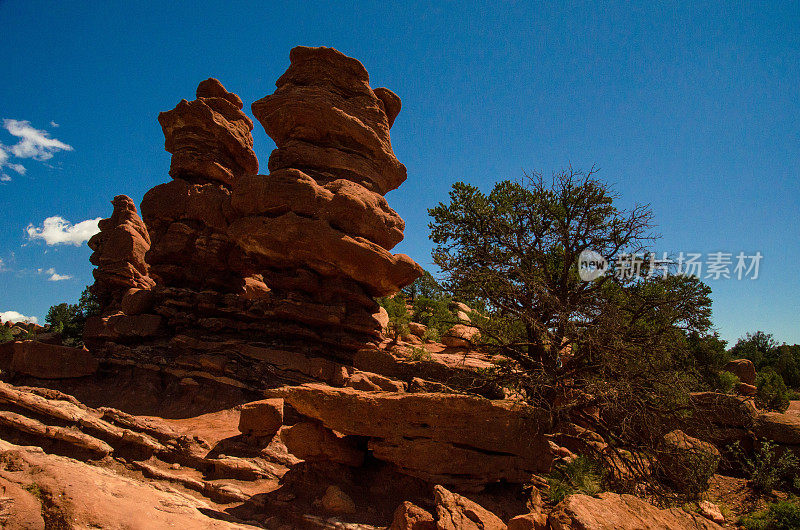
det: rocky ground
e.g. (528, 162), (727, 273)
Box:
(6, 337), (793, 528)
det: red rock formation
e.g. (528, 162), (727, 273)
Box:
(158, 77), (258, 186)
(252, 46), (406, 195)
(87, 49), (421, 389)
(87, 195), (154, 309)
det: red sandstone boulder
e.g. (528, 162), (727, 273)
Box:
(434, 485), (506, 530)
(754, 412), (800, 445)
(272, 383), (553, 487)
(660, 430), (720, 493)
(158, 78), (257, 186)
(320, 485), (357, 515)
(390, 501), (436, 530)
(442, 324), (481, 348)
(689, 391), (758, 428)
(238, 398), (283, 438)
(507, 512), (548, 530)
(408, 322), (427, 337)
(736, 382), (757, 396)
(280, 421), (365, 467)
(344, 369), (405, 392)
(725, 358), (756, 386)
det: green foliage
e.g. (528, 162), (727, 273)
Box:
(401, 270), (445, 301)
(776, 345), (800, 389)
(756, 368), (793, 412)
(44, 286), (100, 346)
(731, 331), (779, 371)
(685, 331), (731, 390)
(0, 326), (13, 344)
(547, 455), (604, 504)
(742, 499), (800, 530)
(411, 296), (453, 336)
(731, 331), (800, 396)
(377, 294), (410, 341)
(732, 440), (799, 492)
(24, 482), (44, 501)
(409, 346), (432, 362)
(428, 168), (726, 498)
(716, 371), (740, 394)
(421, 326), (440, 343)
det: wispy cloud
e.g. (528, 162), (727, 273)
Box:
(0, 258), (5, 272)
(0, 119), (72, 182)
(37, 267), (72, 281)
(26, 216), (101, 246)
(0, 310), (38, 325)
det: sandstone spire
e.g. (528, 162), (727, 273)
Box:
(87, 195), (155, 310)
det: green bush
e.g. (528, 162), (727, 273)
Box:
(422, 326), (441, 343)
(377, 294), (410, 341)
(409, 347), (432, 362)
(732, 440), (799, 492)
(756, 368), (793, 412)
(716, 370), (740, 393)
(0, 326), (13, 344)
(742, 499), (800, 530)
(546, 455), (604, 504)
(411, 296), (453, 336)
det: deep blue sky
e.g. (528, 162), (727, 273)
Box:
(0, 1), (797, 344)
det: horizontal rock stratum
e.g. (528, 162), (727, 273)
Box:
(273, 383), (554, 488)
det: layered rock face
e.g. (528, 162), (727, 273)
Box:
(86, 48), (421, 388)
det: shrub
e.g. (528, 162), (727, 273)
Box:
(0, 327), (13, 344)
(377, 294), (410, 341)
(409, 347), (432, 362)
(422, 327), (441, 343)
(546, 455), (604, 504)
(756, 368), (792, 412)
(716, 370), (740, 393)
(732, 440), (799, 492)
(742, 499), (800, 530)
(411, 296), (453, 336)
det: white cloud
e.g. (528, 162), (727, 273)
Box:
(3, 119), (72, 160)
(36, 267), (72, 281)
(0, 258), (5, 271)
(50, 121), (59, 128)
(0, 311), (38, 325)
(6, 163), (25, 175)
(0, 119), (72, 182)
(26, 216), (101, 246)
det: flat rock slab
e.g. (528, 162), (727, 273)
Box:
(273, 383), (553, 486)
(549, 492), (723, 530)
(0, 340), (98, 379)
